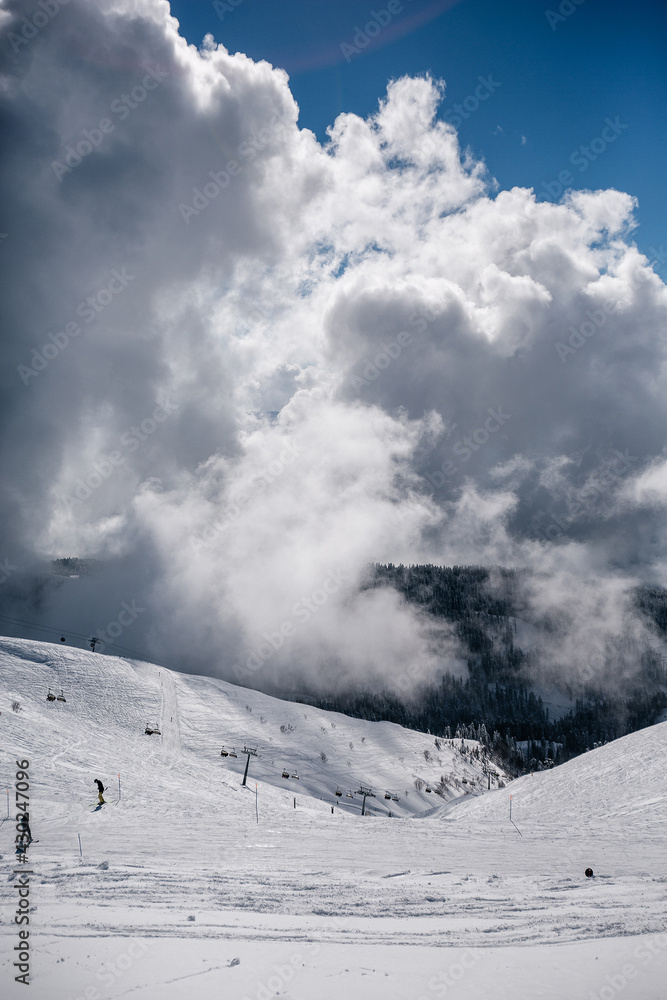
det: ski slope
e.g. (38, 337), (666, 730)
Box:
(1, 637), (666, 1000)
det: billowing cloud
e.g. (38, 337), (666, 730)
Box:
(2, 0), (667, 694)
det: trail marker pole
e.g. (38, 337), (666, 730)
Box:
(509, 794), (512, 821)
(255, 783), (258, 824)
(118, 773), (121, 802)
(6, 787), (9, 819)
(78, 834), (82, 857)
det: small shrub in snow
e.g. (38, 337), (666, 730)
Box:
(12, 701), (21, 712)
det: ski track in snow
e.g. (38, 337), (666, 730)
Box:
(1, 637), (666, 999)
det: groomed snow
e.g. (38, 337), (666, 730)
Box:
(1, 637), (666, 999)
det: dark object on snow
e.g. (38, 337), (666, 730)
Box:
(585, 868), (594, 878)
(94, 779), (105, 804)
(145, 723), (161, 735)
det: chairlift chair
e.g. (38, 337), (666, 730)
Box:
(291, 771), (299, 779)
(56, 689), (66, 702)
(46, 689), (56, 701)
(145, 723), (161, 735)
(391, 795), (399, 802)
(220, 748), (229, 757)
(346, 790), (354, 798)
(425, 786), (432, 792)
(335, 787), (342, 797)
(384, 791), (391, 800)
(282, 769), (289, 778)
(229, 749), (238, 758)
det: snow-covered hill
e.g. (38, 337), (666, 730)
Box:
(1, 637), (666, 1000)
(0, 636), (504, 820)
(436, 721), (667, 833)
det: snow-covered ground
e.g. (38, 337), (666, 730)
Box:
(1, 637), (666, 999)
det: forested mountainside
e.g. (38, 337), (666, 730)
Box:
(294, 565), (667, 773)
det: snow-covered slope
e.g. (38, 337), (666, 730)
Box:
(436, 721), (667, 833)
(1, 637), (666, 1000)
(0, 636), (504, 820)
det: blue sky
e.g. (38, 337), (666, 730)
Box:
(169, 0), (667, 277)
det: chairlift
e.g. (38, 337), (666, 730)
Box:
(46, 689), (56, 702)
(56, 689), (66, 702)
(220, 748), (229, 757)
(346, 790), (354, 798)
(425, 785), (432, 793)
(145, 723), (161, 735)
(282, 769), (289, 778)
(335, 787), (342, 797)
(391, 795), (399, 802)
(462, 778), (468, 784)
(291, 771), (299, 779)
(384, 791), (392, 800)
(229, 749), (238, 758)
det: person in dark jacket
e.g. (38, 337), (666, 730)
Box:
(94, 779), (105, 805)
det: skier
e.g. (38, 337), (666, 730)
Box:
(94, 778), (105, 805)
